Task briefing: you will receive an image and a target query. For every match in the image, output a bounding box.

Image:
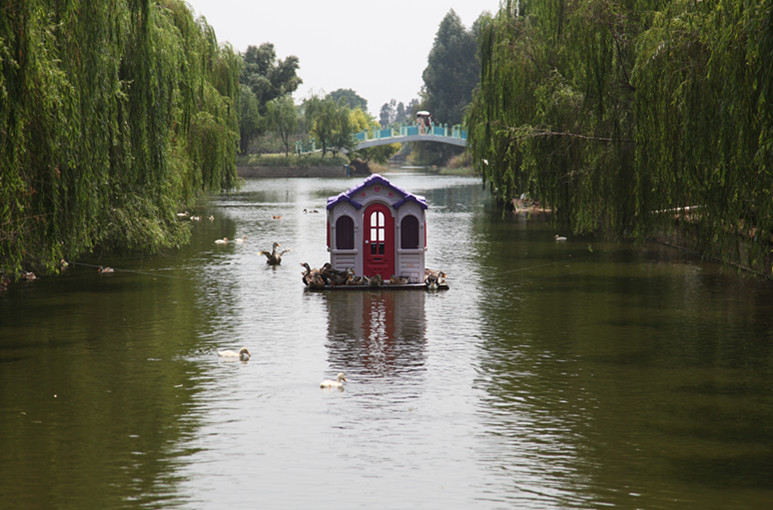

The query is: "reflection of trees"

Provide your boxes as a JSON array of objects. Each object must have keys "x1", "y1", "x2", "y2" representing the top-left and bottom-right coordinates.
[
  {"x1": 0, "y1": 272, "x2": 207, "y2": 508},
  {"x1": 472, "y1": 214, "x2": 773, "y2": 507},
  {"x1": 324, "y1": 291, "x2": 427, "y2": 377}
]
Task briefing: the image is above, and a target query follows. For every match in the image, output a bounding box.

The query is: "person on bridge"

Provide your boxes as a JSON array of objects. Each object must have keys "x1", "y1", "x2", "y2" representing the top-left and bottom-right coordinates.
[{"x1": 417, "y1": 111, "x2": 432, "y2": 134}]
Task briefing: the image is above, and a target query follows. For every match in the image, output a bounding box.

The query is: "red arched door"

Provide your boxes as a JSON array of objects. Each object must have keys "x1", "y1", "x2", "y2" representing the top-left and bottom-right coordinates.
[{"x1": 363, "y1": 203, "x2": 394, "y2": 279}]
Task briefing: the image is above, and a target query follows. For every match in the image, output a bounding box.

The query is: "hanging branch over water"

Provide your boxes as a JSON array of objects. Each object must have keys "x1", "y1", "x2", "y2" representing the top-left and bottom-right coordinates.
[
  {"x1": 506, "y1": 125, "x2": 635, "y2": 144},
  {"x1": 0, "y1": 0, "x2": 240, "y2": 278},
  {"x1": 465, "y1": 0, "x2": 772, "y2": 275}
]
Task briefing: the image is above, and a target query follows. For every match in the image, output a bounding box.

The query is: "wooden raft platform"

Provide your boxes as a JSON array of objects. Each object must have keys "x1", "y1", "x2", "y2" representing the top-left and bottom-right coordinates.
[
  {"x1": 304, "y1": 282, "x2": 449, "y2": 292},
  {"x1": 301, "y1": 262, "x2": 448, "y2": 292}
]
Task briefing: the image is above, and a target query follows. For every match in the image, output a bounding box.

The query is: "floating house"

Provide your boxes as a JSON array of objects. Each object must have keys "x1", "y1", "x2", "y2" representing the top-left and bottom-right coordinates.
[{"x1": 326, "y1": 174, "x2": 427, "y2": 283}]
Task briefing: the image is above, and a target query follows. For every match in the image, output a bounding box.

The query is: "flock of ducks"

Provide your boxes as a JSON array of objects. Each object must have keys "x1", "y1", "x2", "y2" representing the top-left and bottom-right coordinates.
[
  {"x1": 214, "y1": 235, "x2": 248, "y2": 245},
  {"x1": 177, "y1": 211, "x2": 214, "y2": 222},
  {"x1": 217, "y1": 347, "x2": 346, "y2": 390},
  {"x1": 424, "y1": 268, "x2": 447, "y2": 290},
  {"x1": 300, "y1": 262, "x2": 446, "y2": 290},
  {"x1": 300, "y1": 263, "x2": 390, "y2": 289}
]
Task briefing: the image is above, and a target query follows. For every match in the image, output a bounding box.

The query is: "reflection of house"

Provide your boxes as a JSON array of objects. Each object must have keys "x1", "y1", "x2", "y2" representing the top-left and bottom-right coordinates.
[
  {"x1": 326, "y1": 174, "x2": 427, "y2": 282},
  {"x1": 324, "y1": 291, "x2": 427, "y2": 375}
]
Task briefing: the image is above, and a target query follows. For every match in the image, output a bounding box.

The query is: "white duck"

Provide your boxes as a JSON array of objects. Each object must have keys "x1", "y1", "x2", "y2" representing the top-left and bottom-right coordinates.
[
  {"x1": 320, "y1": 373, "x2": 346, "y2": 389},
  {"x1": 554, "y1": 234, "x2": 567, "y2": 242},
  {"x1": 218, "y1": 347, "x2": 251, "y2": 361},
  {"x1": 214, "y1": 237, "x2": 230, "y2": 245}
]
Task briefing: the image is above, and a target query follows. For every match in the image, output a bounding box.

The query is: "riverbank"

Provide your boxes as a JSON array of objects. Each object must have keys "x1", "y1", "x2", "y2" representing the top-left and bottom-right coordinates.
[
  {"x1": 652, "y1": 217, "x2": 773, "y2": 279},
  {"x1": 504, "y1": 199, "x2": 772, "y2": 279},
  {"x1": 236, "y1": 164, "x2": 479, "y2": 179},
  {"x1": 235, "y1": 152, "x2": 356, "y2": 178}
]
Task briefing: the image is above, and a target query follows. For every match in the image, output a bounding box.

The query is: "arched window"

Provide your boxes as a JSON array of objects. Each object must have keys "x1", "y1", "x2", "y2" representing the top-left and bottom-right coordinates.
[
  {"x1": 335, "y1": 215, "x2": 354, "y2": 250},
  {"x1": 400, "y1": 215, "x2": 419, "y2": 249},
  {"x1": 368, "y1": 210, "x2": 386, "y2": 254}
]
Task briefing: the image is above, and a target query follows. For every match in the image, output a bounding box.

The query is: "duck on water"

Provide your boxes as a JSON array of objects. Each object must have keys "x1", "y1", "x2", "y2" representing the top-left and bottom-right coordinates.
[
  {"x1": 320, "y1": 373, "x2": 346, "y2": 389},
  {"x1": 259, "y1": 242, "x2": 293, "y2": 265},
  {"x1": 218, "y1": 347, "x2": 251, "y2": 361}
]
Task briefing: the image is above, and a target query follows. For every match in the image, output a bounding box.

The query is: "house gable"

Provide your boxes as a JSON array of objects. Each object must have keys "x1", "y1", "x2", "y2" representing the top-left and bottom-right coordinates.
[{"x1": 326, "y1": 174, "x2": 428, "y2": 212}]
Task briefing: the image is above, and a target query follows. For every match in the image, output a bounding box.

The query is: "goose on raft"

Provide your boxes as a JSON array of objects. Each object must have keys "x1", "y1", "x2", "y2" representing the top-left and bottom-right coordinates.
[
  {"x1": 301, "y1": 262, "x2": 326, "y2": 289},
  {"x1": 218, "y1": 347, "x2": 251, "y2": 361},
  {"x1": 320, "y1": 373, "x2": 346, "y2": 389}
]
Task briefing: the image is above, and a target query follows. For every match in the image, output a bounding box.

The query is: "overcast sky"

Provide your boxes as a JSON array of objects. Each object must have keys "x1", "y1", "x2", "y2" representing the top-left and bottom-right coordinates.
[{"x1": 184, "y1": 0, "x2": 503, "y2": 116}]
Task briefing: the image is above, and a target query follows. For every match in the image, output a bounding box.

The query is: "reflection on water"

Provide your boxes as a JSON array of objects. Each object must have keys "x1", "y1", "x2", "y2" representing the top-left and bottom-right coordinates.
[
  {"x1": 471, "y1": 219, "x2": 773, "y2": 509},
  {"x1": 325, "y1": 290, "x2": 426, "y2": 380},
  {"x1": 1, "y1": 172, "x2": 772, "y2": 509}
]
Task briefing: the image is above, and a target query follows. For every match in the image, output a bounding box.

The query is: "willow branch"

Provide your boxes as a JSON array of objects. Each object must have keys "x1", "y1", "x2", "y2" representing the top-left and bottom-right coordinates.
[{"x1": 508, "y1": 127, "x2": 635, "y2": 144}]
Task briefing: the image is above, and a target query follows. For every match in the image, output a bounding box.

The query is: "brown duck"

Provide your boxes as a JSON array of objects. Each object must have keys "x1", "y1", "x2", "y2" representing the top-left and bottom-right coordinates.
[{"x1": 259, "y1": 242, "x2": 293, "y2": 265}]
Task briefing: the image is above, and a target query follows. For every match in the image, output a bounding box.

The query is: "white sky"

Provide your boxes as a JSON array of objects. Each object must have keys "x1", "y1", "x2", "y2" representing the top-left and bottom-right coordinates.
[{"x1": 184, "y1": 0, "x2": 502, "y2": 116}]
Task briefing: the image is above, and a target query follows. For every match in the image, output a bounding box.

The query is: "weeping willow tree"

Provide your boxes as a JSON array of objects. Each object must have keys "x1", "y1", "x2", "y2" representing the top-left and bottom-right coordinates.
[
  {"x1": 466, "y1": 0, "x2": 653, "y2": 234},
  {"x1": 466, "y1": 0, "x2": 772, "y2": 274},
  {"x1": 0, "y1": 0, "x2": 239, "y2": 278},
  {"x1": 633, "y1": 0, "x2": 773, "y2": 272}
]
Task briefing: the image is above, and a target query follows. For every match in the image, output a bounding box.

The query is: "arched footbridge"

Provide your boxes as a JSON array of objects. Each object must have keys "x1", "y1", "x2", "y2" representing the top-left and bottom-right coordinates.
[
  {"x1": 354, "y1": 124, "x2": 467, "y2": 150},
  {"x1": 297, "y1": 124, "x2": 467, "y2": 154}
]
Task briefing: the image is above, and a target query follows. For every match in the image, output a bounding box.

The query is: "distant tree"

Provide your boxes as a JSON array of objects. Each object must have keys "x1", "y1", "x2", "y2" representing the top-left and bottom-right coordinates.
[
  {"x1": 379, "y1": 100, "x2": 396, "y2": 127},
  {"x1": 238, "y1": 84, "x2": 261, "y2": 154},
  {"x1": 421, "y1": 10, "x2": 478, "y2": 125},
  {"x1": 304, "y1": 95, "x2": 355, "y2": 156},
  {"x1": 238, "y1": 43, "x2": 302, "y2": 153},
  {"x1": 360, "y1": 143, "x2": 401, "y2": 164},
  {"x1": 395, "y1": 102, "x2": 407, "y2": 124},
  {"x1": 349, "y1": 108, "x2": 374, "y2": 133},
  {"x1": 406, "y1": 98, "x2": 420, "y2": 117},
  {"x1": 266, "y1": 95, "x2": 298, "y2": 156},
  {"x1": 380, "y1": 98, "x2": 416, "y2": 127},
  {"x1": 327, "y1": 89, "x2": 368, "y2": 112},
  {"x1": 240, "y1": 43, "x2": 302, "y2": 108},
  {"x1": 349, "y1": 108, "x2": 400, "y2": 163}
]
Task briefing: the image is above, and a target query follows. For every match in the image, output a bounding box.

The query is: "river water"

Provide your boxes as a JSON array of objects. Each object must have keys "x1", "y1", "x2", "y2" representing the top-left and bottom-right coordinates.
[{"x1": 1, "y1": 171, "x2": 772, "y2": 509}]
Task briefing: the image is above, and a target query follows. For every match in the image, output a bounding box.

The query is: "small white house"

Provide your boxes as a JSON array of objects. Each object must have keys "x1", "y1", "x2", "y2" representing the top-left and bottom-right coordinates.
[{"x1": 326, "y1": 174, "x2": 427, "y2": 283}]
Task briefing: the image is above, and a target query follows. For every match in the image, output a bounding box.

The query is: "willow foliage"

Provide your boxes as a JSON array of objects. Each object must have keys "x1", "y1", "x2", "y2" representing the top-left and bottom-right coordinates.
[
  {"x1": 466, "y1": 0, "x2": 772, "y2": 273},
  {"x1": 0, "y1": 0, "x2": 239, "y2": 277}
]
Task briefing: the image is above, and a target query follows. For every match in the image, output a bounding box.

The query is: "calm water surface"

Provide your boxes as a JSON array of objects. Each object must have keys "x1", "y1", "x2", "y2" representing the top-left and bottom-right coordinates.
[{"x1": 1, "y1": 172, "x2": 772, "y2": 509}]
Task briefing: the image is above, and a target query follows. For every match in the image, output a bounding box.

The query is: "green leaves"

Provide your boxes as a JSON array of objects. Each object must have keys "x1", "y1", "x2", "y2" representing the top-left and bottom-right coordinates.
[
  {"x1": 237, "y1": 43, "x2": 301, "y2": 152},
  {"x1": 466, "y1": 0, "x2": 772, "y2": 274},
  {"x1": 422, "y1": 9, "x2": 479, "y2": 126},
  {"x1": 0, "y1": 0, "x2": 239, "y2": 278},
  {"x1": 303, "y1": 94, "x2": 355, "y2": 157}
]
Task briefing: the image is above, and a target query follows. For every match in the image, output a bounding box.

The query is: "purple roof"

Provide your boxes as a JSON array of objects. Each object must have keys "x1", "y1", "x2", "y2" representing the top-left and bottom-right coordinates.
[{"x1": 326, "y1": 174, "x2": 428, "y2": 210}]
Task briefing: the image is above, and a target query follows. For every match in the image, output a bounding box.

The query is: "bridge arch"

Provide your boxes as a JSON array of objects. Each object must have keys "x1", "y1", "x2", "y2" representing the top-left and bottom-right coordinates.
[
  {"x1": 352, "y1": 123, "x2": 467, "y2": 152},
  {"x1": 297, "y1": 123, "x2": 467, "y2": 154}
]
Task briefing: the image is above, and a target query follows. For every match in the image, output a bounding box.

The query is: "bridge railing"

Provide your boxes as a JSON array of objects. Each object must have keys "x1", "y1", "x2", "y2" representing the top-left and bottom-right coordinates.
[
  {"x1": 299, "y1": 123, "x2": 468, "y2": 154},
  {"x1": 355, "y1": 122, "x2": 467, "y2": 143}
]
